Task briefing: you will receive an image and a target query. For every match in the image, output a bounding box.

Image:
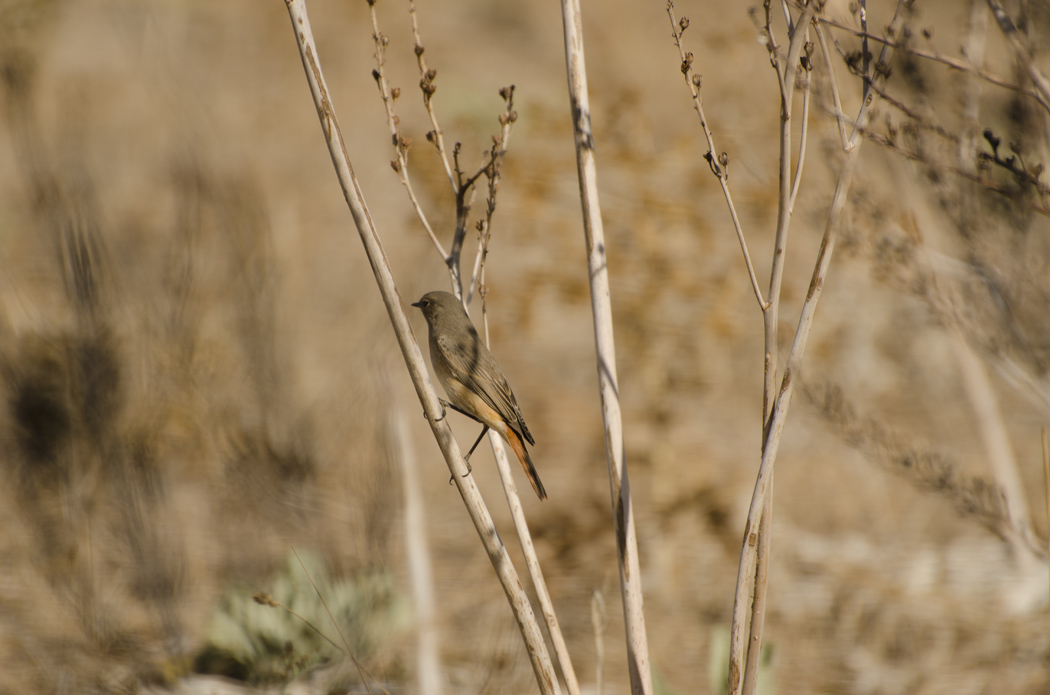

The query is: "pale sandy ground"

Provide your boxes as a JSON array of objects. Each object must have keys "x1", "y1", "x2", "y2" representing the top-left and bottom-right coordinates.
[{"x1": 1, "y1": 0, "x2": 1049, "y2": 693}]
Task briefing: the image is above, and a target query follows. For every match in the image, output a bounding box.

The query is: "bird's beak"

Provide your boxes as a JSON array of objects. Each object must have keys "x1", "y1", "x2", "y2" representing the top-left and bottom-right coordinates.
[{"x1": 411, "y1": 300, "x2": 423, "y2": 308}]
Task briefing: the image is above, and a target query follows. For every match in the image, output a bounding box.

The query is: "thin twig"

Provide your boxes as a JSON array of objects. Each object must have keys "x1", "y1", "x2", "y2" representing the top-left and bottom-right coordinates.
[
  {"x1": 560, "y1": 0, "x2": 653, "y2": 692},
  {"x1": 478, "y1": 267, "x2": 582, "y2": 695},
  {"x1": 985, "y1": 0, "x2": 1050, "y2": 114},
  {"x1": 789, "y1": 45, "x2": 813, "y2": 213},
  {"x1": 368, "y1": 2, "x2": 446, "y2": 261},
  {"x1": 391, "y1": 401, "x2": 443, "y2": 695},
  {"x1": 282, "y1": 3, "x2": 559, "y2": 692},
  {"x1": 813, "y1": 11, "x2": 1046, "y2": 106},
  {"x1": 666, "y1": 1, "x2": 767, "y2": 311},
  {"x1": 1042, "y1": 427, "x2": 1050, "y2": 606},
  {"x1": 591, "y1": 590, "x2": 606, "y2": 695},
  {"x1": 816, "y1": 24, "x2": 851, "y2": 150},
  {"x1": 468, "y1": 88, "x2": 516, "y2": 306},
  {"x1": 291, "y1": 547, "x2": 375, "y2": 694},
  {"x1": 408, "y1": 0, "x2": 455, "y2": 190}
]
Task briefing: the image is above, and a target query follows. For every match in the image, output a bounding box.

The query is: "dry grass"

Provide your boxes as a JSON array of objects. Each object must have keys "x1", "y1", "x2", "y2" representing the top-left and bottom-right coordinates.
[{"x1": 0, "y1": 0, "x2": 1048, "y2": 693}]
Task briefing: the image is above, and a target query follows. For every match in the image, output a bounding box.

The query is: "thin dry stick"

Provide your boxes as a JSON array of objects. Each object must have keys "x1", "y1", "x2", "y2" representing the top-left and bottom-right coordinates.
[
  {"x1": 740, "y1": 475, "x2": 772, "y2": 695},
  {"x1": 559, "y1": 0, "x2": 653, "y2": 693},
  {"x1": 252, "y1": 589, "x2": 381, "y2": 693},
  {"x1": 290, "y1": 547, "x2": 378, "y2": 695},
  {"x1": 468, "y1": 88, "x2": 516, "y2": 307},
  {"x1": 728, "y1": 4, "x2": 909, "y2": 694},
  {"x1": 952, "y1": 331, "x2": 1035, "y2": 561},
  {"x1": 408, "y1": 0, "x2": 455, "y2": 190},
  {"x1": 487, "y1": 432, "x2": 582, "y2": 695},
  {"x1": 666, "y1": 2, "x2": 766, "y2": 311},
  {"x1": 813, "y1": 12, "x2": 1045, "y2": 106},
  {"x1": 985, "y1": 0, "x2": 1050, "y2": 114},
  {"x1": 788, "y1": 66, "x2": 812, "y2": 214},
  {"x1": 1042, "y1": 427, "x2": 1050, "y2": 606},
  {"x1": 591, "y1": 590, "x2": 606, "y2": 695},
  {"x1": 477, "y1": 282, "x2": 582, "y2": 695},
  {"x1": 764, "y1": 2, "x2": 815, "y2": 424},
  {"x1": 815, "y1": 24, "x2": 851, "y2": 149},
  {"x1": 368, "y1": 3, "x2": 445, "y2": 261},
  {"x1": 738, "y1": 10, "x2": 814, "y2": 695},
  {"x1": 282, "y1": 3, "x2": 559, "y2": 692},
  {"x1": 392, "y1": 403, "x2": 443, "y2": 695}
]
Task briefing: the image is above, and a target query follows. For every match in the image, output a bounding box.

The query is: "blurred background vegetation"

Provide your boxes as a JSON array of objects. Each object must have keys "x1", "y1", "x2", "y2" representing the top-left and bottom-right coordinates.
[{"x1": 0, "y1": 0, "x2": 1048, "y2": 692}]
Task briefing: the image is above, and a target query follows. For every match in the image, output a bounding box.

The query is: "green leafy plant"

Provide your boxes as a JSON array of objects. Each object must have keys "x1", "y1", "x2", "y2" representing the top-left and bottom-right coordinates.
[{"x1": 196, "y1": 550, "x2": 406, "y2": 684}]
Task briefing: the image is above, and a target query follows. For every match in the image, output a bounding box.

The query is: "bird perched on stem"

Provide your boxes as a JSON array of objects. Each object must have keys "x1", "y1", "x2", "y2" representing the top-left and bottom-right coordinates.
[{"x1": 412, "y1": 291, "x2": 546, "y2": 500}]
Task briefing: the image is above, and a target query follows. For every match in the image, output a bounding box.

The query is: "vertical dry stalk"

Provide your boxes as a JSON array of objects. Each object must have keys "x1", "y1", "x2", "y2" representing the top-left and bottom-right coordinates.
[
  {"x1": 740, "y1": 10, "x2": 814, "y2": 693},
  {"x1": 392, "y1": 404, "x2": 443, "y2": 695},
  {"x1": 952, "y1": 332, "x2": 1034, "y2": 562},
  {"x1": 282, "y1": 2, "x2": 559, "y2": 692},
  {"x1": 1043, "y1": 427, "x2": 1050, "y2": 606},
  {"x1": 728, "y1": 3, "x2": 910, "y2": 695},
  {"x1": 478, "y1": 300, "x2": 581, "y2": 695},
  {"x1": 591, "y1": 590, "x2": 606, "y2": 695},
  {"x1": 558, "y1": 1, "x2": 653, "y2": 694},
  {"x1": 488, "y1": 432, "x2": 582, "y2": 695}
]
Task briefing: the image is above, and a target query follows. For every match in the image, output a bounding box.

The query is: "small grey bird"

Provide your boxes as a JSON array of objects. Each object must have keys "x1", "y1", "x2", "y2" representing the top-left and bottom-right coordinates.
[{"x1": 412, "y1": 291, "x2": 546, "y2": 500}]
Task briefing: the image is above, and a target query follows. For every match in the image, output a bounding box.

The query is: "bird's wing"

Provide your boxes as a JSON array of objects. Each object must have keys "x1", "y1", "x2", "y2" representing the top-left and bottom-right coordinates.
[{"x1": 436, "y1": 330, "x2": 534, "y2": 445}]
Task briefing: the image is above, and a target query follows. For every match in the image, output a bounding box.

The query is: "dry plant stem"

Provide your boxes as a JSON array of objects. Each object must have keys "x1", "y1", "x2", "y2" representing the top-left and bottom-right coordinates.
[
  {"x1": 788, "y1": 68, "x2": 812, "y2": 213},
  {"x1": 764, "y1": 3, "x2": 815, "y2": 424},
  {"x1": 740, "y1": 477, "x2": 772, "y2": 695},
  {"x1": 469, "y1": 110, "x2": 514, "y2": 306},
  {"x1": 1042, "y1": 427, "x2": 1050, "y2": 605},
  {"x1": 739, "y1": 8, "x2": 813, "y2": 690},
  {"x1": 816, "y1": 24, "x2": 850, "y2": 149},
  {"x1": 408, "y1": 0, "x2": 455, "y2": 190},
  {"x1": 814, "y1": 14, "x2": 1046, "y2": 107},
  {"x1": 727, "y1": 4, "x2": 908, "y2": 693},
  {"x1": 985, "y1": 0, "x2": 1050, "y2": 113},
  {"x1": 479, "y1": 297, "x2": 581, "y2": 695},
  {"x1": 488, "y1": 430, "x2": 583, "y2": 695},
  {"x1": 368, "y1": 3, "x2": 446, "y2": 262},
  {"x1": 393, "y1": 404, "x2": 443, "y2": 695},
  {"x1": 666, "y1": 1, "x2": 766, "y2": 311},
  {"x1": 591, "y1": 590, "x2": 606, "y2": 695},
  {"x1": 283, "y1": 3, "x2": 558, "y2": 692},
  {"x1": 952, "y1": 331, "x2": 1035, "y2": 563},
  {"x1": 560, "y1": 0, "x2": 653, "y2": 693}
]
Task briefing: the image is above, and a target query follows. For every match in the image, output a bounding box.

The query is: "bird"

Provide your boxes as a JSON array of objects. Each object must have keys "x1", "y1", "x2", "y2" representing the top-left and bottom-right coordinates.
[{"x1": 412, "y1": 291, "x2": 546, "y2": 500}]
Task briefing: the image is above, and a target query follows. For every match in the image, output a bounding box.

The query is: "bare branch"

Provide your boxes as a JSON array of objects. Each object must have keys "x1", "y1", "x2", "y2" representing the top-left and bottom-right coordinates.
[
  {"x1": 985, "y1": 0, "x2": 1050, "y2": 114},
  {"x1": 368, "y1": 2, "x2": 446, "y2": 261},
  {"x1": 666, "y1": 1, "x2": 767, "y2": 311},
  {"x1": 560, "y1": 0, "x2": 653, "y2": 692},
  {"x1": 408, "y1": 0, "x2": 455, "y2": 190}
]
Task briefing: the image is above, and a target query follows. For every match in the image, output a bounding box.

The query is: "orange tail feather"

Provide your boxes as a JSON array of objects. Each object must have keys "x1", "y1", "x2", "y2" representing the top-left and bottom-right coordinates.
[{"x1": 507, "y1": 429, "x2": 547, "y2": 500}]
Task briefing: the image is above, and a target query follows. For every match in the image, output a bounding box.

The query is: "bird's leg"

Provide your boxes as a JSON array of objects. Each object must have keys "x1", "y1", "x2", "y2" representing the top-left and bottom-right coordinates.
[
  {"x1": 464, "y1": 425, "x2": 490, "y2": 466},
  {"x1": 447, "y1": 426, "x2": 488, "y2": 484}
]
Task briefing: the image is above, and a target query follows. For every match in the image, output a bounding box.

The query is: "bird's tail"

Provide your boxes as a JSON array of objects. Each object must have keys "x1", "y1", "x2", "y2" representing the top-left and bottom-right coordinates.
[{"x1": 507, "y1": 428, "x2": 547, "y2": 500}]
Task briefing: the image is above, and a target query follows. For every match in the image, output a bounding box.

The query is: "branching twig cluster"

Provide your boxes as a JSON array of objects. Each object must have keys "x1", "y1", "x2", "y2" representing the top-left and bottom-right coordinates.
[
  {"x1": 367, "y1": 0, "x2": 517, "y2": 303},
  {"x1": 667, "y1": 1, "x2": 909, "y2": 694}
]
